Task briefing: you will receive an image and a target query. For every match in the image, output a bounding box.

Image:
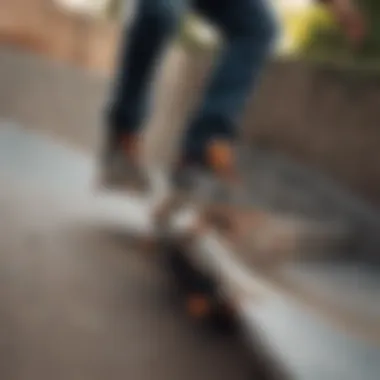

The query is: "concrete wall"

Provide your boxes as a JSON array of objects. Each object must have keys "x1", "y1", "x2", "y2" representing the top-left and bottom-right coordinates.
[
  {"x1": 1, "y1": 0, "x2": 119, "y2": 73},
  {"x1": 244, "y1": 61, "x2": 380, "y2": 206}
]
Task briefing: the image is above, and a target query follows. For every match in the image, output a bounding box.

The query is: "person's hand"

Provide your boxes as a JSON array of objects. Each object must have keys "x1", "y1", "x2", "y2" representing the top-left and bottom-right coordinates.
[{"x1": 328, "y1": 0, "x2": 367, "y2": 45}]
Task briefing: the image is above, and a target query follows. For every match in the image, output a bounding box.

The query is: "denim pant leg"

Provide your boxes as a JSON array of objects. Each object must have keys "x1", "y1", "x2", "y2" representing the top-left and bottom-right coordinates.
[
  {"x1": 183, "y1": 0, "x2": 278, "y2": 163},
  {"x1": 106, "y1": 0, "x2": 186, "y2": 137}
]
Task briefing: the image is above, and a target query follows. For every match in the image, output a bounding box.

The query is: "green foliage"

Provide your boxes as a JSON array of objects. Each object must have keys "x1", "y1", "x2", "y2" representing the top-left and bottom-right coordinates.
[
  {"x1": 358, "y1": 0, "x2": 380, "y2": 58},
  {"x1": 295, "y1": 1, "x2": 380, "y2": 63}
]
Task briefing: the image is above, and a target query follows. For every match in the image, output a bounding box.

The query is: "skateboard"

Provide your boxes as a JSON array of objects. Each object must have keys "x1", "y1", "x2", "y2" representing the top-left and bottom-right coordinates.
[
  {"x1": 144, "y1": 184, "x2": 244, "y2": 331},
  {"x1": 98, "y1": 163, "x2": 263, "y2": 330}
]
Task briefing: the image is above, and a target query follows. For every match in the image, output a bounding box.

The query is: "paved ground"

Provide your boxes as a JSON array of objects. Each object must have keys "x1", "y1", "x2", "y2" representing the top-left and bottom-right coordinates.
[
  {"x1": 1, "y1": 107, "x2": 380, "y2": 380},
  {"x1": 0, "y1": 124, "x2": 285, "y2": 380},
  {"x1": 1, "y1": 48, "x2": 379, "y2": 380}
]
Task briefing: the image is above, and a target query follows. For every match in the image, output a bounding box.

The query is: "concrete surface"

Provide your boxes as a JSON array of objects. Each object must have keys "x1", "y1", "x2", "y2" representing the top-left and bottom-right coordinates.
[
  {"x1": 0, "y1": 123, "x2": 285, "y2": 380},
  {"x1": 1, "y1": 47, "x2": 380, "y2": 380},
  {"x1": 1, "y1": 120, "x2": 380, "y2": 380}
]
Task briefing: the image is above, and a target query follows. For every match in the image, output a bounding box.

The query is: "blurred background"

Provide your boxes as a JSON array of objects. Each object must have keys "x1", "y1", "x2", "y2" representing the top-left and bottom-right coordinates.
[{"x1": 0, "y1": 1, "x2": 380, "y2": 380}]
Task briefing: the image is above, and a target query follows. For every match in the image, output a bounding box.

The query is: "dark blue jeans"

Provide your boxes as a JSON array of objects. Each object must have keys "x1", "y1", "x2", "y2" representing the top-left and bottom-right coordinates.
[{"x1": 107, "y1": 0, "x2": 277, "y2": 163}]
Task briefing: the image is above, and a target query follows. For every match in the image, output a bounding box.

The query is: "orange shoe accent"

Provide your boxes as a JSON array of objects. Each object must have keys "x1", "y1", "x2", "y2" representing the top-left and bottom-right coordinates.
[
  {"x1": 206, "y1": 140, "x2": 241, "y2": 185},
  {"x1": 186, "y1": 294, "x2": 212, "y2": 320},
  {"x1": 121, "y1": 134, "x2": 140, "y2": 160}
]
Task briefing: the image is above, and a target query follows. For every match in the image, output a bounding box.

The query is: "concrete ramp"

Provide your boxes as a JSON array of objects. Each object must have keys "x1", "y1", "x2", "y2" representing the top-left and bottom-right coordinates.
[
  {"x1": 1, "y1": 48, "x2": 380, "y2": 380},
  {"x1": 1, "y1": 120, "x2": 380, "y2": 380},
  {"x1": 0, "y1": 122, "x2": 286, "y2": 380}
]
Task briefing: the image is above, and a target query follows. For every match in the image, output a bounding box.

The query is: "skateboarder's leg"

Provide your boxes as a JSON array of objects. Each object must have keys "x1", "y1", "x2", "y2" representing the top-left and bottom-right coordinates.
[
  {"x1": 104, "y1": 0, "x2": 187, "y2": 160},
  {"x1": 181, "y1": 0, "x2": 278, "y2": 178}
]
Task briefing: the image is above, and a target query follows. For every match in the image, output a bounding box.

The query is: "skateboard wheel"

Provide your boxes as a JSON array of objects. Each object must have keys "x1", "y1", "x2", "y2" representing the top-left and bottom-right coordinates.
[
  {"x1": 218, "y1": 302, "x2": 235, "y2": 317},
  {"x1": 185, "y1": 294, "x2": 212, "y2": 320},
  {"x1": 212, "y1": 302, "x2": 238, "y2": 334}
]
